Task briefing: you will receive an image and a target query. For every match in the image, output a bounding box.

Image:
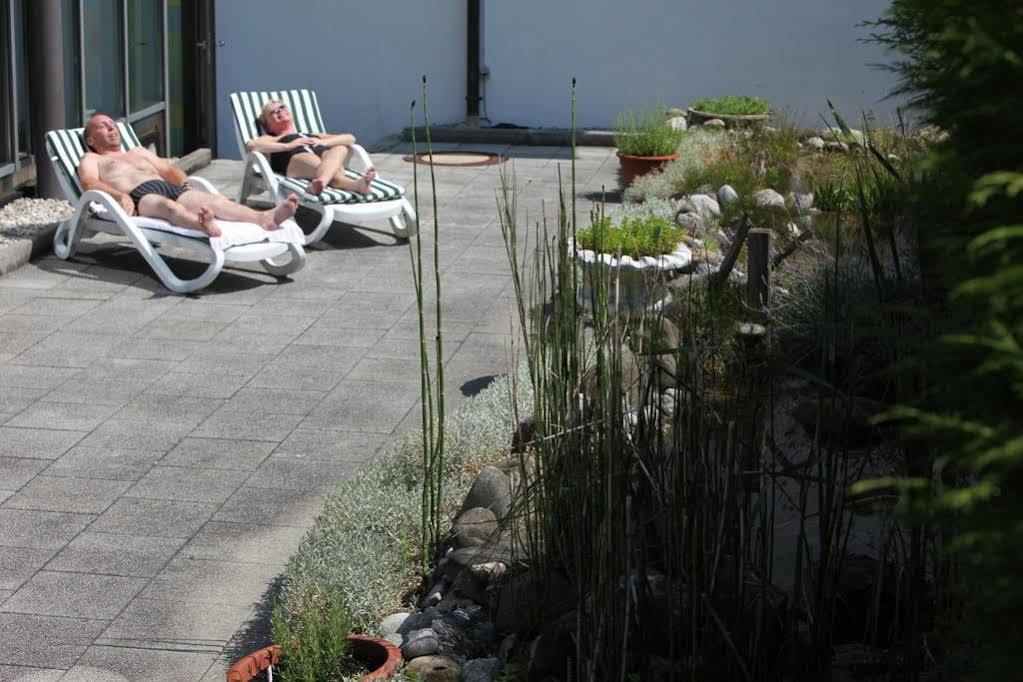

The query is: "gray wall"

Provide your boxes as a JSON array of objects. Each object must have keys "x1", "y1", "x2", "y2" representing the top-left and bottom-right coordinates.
[
  {"x1": 481, "y1": 0, "x2": 901, "y2": 129},
  {"x1": 214, "y1": 0, "x2": 466, "y2": 159}
]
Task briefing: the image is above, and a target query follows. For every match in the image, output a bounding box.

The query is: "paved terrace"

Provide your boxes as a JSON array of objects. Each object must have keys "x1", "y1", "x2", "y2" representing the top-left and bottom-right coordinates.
[{"x1": 0, "y1": 143, "x2": 618, "y2": 680}]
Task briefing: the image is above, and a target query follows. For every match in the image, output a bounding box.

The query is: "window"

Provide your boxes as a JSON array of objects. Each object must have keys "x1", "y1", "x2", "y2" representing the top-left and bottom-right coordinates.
[
  {"x1": 81, "y1": 0, "x2": 169, "y2": 152},
  {"x1": 0, "y1": 0, "x2": 29, "y2": 177}
]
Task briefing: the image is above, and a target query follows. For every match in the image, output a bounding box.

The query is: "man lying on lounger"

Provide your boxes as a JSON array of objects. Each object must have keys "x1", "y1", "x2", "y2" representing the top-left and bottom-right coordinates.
[
  {"x1": 245, "y1": 99, "x2": 377, "y2": 197},
  {"x1": 79, "y1": 113, "x2": 298, "y2": 238}
]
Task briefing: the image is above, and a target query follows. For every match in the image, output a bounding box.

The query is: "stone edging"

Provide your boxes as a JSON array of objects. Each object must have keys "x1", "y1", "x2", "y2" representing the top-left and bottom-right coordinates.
[{"x1": 0, "y1": 225, "x2": 59, "y2": 277}]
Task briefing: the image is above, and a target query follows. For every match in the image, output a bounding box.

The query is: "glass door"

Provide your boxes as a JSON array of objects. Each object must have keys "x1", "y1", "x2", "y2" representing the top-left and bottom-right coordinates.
[{"x1": 82, "y1": 0, "x2": 125, "y2": 118}]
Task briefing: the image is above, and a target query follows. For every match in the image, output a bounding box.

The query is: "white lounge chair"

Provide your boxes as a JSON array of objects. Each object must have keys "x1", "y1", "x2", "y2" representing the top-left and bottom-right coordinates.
[
  {"x1": 46, "y1": 122, "x2": 306, "y2": 294},
  {"x1": 229, "y1": 89, "x2": 417, "y2": 246}
]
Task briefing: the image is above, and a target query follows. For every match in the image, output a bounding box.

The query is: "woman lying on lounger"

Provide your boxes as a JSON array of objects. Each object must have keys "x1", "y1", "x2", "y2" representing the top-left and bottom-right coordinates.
[{"x1": 245, "y1": 100, "x2": 376, "y2": 197}]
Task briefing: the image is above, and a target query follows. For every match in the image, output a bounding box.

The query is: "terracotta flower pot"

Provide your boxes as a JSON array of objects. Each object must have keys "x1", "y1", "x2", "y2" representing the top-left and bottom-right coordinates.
[
  {"x1": 226, "y1": 634, "x2": 402, "y2": 682},
  {"x1": 616, "y1": 151, "x2": 680, "y2": 186}
]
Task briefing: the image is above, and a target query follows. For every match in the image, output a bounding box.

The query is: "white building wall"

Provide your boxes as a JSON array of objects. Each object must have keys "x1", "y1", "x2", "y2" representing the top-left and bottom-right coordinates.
[
  {"x1": 481, "y1": 0, "x2": 901, "y2": 129},
  {"x1": 214, "y1": 0, "x2": 466, "y2": 159}
]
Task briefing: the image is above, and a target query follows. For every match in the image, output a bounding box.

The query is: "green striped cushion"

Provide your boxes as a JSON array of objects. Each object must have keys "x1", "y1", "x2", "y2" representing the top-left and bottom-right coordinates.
[
  {"x1": 277, "y1": 170, "x2": 405, "y2": 204},
  {"x1": 46, "y1": 123, "x2": 142, "y2": 200},
  {"x1": 230, "y1": 89, "x2": 405, "y2": 205},
  {"x1": 229, "y1": 89, "x2": 326, "y2": 143}
]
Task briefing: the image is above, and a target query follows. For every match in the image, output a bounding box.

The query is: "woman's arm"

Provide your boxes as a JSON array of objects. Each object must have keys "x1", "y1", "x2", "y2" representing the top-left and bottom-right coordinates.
[
  {"x1": 245, "y1": 135, "x2": 320, "y2": 154},
  {"x1": 311, "y1": 133, "x2": 356, "y2": 149}
]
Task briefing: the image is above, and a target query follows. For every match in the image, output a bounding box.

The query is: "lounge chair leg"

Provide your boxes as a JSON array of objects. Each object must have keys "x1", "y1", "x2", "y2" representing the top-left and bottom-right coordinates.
[
  {"x1": 238, "y1": 165, "x2": 258, "y2": 205},
  {"x1": 261, "y1": 243, "x2": 307, "y2": 277},
  {"x1": 304, "y1": 206, "x2": 335, "y2": 246},
  {"x1": 389, "y1": 198, "x2": 418, "y2": 239}
]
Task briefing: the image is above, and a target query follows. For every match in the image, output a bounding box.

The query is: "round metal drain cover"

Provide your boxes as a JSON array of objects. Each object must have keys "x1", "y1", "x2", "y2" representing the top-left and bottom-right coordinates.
[{"x1": 403, "y1": 151, "x2": 504, "y2": 167}]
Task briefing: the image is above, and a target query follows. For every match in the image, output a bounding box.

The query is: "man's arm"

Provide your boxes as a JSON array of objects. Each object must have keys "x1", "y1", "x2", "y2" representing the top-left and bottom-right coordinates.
[
  {"x1": 78, "y1": 153, "x2": 135, "y2": 216},
  {"x1": 137, "y1": 148, "x2": 189, "y2": 186}
]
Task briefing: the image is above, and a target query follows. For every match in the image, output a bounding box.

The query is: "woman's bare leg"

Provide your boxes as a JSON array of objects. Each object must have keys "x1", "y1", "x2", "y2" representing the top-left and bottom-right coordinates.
[{"x1": 137, "y1": 195, "x2": 221, "y2": 237}]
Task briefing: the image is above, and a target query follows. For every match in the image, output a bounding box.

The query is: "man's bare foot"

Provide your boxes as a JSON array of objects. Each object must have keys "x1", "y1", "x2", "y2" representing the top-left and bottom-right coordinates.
[
  {"x1": 197, "y1": 207, "x2": 222, "y2": 238},
  {"x1": 262, "y1": 194, "x2": 299, "y2": 230},
  {"x1": 356, "y1": 167, "x2": 377, "y2": 195},
  {"x1": 309, "y1": 178, "x2": 326, "y2": 196}
]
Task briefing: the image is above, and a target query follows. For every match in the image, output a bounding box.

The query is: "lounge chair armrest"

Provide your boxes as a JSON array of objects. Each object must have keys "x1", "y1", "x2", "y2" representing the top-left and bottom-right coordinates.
[
  {"x1": 244, "y1": 149, "x2": 274, "y2": 175},
  {"x1": 79, "y1": 188, "x2": 135, "y2": 223},
  {"x1": 347, "y1": 144, "x2": 374, "y2": 173},
  {"x1": 185, "y1": 176, "x2": 219, "y2": 195}
]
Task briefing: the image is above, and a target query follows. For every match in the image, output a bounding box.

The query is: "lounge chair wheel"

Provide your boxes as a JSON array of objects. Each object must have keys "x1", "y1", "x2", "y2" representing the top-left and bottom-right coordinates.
[{"x1": 262, "y1": 243, "x2": 307, "y2": 277}]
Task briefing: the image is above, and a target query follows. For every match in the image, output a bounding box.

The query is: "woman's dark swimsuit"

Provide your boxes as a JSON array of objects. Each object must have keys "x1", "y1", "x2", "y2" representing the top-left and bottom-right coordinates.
[
  {"x1": 129, "y1": 179, "x2": 188, "y2": 212},
  {"x1": 269, "y1": 133, "x2": 325, "y2": 174}
]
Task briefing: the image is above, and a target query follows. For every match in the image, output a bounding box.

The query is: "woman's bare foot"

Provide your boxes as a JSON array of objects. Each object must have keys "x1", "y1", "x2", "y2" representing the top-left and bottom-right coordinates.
[
  {"x1": 197, "y1": 207, "x2": 221, "y2": 237},
  {"x1": 262, "y1": 194, "x2": 299, "y2": 230},
  {"x1": 356, "y1": 167, "x2": 377, "y2": 195},
  {"x1": 309, "y1": 178, "x2": 326, "y2": 196}
]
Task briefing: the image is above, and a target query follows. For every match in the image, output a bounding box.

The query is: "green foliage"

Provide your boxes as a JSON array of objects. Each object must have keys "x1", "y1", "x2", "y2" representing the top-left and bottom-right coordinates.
[
  {"x1": 811, "y1": 178, "x2": 852, "y2": 213},
  {"x1": 869, "y1": 0, "x2": 1023, "y2": 676},
  {"x1": 271, "y1": 593, "x2": 354, "y2": 681},
  {"x1": 614, "y1": 104, "x2": 684, "y2": 157},
  {"x1": 690, "y1": 95, "x2": 771, "y2": 116},
  {"x1": 575, "y1": 214, "x2": 685, "y2": 258}
]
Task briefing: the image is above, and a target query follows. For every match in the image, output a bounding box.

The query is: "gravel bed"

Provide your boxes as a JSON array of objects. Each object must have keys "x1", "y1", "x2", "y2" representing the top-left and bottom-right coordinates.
[{"x1": 0, "y1": 198, "x2": 74, "y2": 243}]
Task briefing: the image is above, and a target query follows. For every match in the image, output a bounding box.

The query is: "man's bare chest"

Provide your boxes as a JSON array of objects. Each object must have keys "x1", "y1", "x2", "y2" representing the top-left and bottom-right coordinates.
[{"x1": 98, "y1": 151, "x2": 157, "y2": 177}]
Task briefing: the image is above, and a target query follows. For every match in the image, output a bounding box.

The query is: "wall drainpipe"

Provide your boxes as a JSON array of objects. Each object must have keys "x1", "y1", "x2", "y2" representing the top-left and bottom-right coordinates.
[{"x1": 466, "y1": 0, "x2": 482, "y2": 125}]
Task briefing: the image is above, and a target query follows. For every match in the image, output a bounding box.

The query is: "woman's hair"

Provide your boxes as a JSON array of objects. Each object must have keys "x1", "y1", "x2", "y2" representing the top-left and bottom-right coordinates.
[{"x1": 259, "y1": 100, "x2": 282, "y2": 134}]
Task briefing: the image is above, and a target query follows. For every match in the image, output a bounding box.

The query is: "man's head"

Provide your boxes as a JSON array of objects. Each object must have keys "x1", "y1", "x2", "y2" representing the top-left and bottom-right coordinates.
[
  {"x1": 259, "y1": 100, "x2": 293, "y2": 136},
  {"x1": 84, "y1": 114, "x2": 121, "y2": 153}
]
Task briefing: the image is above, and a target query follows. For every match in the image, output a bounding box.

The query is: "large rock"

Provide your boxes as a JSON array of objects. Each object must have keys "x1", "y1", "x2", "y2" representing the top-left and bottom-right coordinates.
[
  {"x1": 434, "y1": 616, "x2": 480, "y2": 662},
  {"x1": 717, "y1": 184, "x2": 740, "y2": 208},
  {"x1": 754, "y1": 189, "x2": 786, "y2": 211},
  {"x1": 406, "y1": 655, "x2": 462, "y2": 681},
  {"x1": 675, "y1": 211, "x2": 705, "y2": 233},
  {"x1": 403, "y1": 628, "x2": 441, "y2": 659},
  {"x1": 451, "y1": 507, "x2": 499, "y2": 549},
  {"x1": 684, "y1": 194, "x2": 721, "y2": 218},
  {"x1": 806, "y1": 136, "x2": 825, "y2": 150},
  {"x1": 379, "y1": 611, "x2": 413, "y2": 637},
  {"x1": 459, "y1": 466, "x2": 512, "y2": 519},
  {"x1": 463, "y1": 657, "x2": 503, "y2": 682}
]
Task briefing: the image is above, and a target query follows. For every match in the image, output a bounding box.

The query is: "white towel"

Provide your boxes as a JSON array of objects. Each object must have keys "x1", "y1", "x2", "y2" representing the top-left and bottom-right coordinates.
[{"x1": 90, "y1": 203, "x2": 304, "y2": 251}]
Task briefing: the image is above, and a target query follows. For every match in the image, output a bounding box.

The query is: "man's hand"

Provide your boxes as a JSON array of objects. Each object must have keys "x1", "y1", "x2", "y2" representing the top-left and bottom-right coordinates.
[{"x1": 117, "y1": 193, "x2": 135, "y2": 216}]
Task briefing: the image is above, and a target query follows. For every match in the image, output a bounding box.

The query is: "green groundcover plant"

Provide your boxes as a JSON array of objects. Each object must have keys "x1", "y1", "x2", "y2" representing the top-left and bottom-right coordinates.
[
  {"x1": 614, "y1": 104, "x2": 684, "y2": 156},
  {"x1": 575, "y1": 214, "x2": 685, "y2": 258},
  {"x1": 690, "y1": 95, "x2": 770, "y2": 116}
]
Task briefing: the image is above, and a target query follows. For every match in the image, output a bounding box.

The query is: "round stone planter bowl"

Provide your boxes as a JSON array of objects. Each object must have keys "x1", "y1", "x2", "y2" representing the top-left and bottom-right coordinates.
[
  {"x1": 575, "y1": 242, "x2": 693, "y2": 311},
  {"x1": 686, "y1": 107, "x2": 770, "y2": 129},
  {"x1": 226, "y1": 634, "x2": 401, "y2": 681},
  {"x1": 616, "y1": 150, "x2": 681, "y2": 186}
]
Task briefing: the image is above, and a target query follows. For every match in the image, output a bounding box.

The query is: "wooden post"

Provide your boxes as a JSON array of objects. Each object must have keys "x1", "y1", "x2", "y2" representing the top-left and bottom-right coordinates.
[{"x1": 746, "y1": 228, "x2": 772, "y2": 311}]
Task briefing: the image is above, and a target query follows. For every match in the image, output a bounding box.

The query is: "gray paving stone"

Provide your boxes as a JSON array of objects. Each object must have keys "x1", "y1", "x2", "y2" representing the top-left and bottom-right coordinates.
[
  {"x1": 144, "y1": 370, "x2": 249, "y2": 399},
  {"x1": 0, "y1": 509, "x2": 93, "y2": 549},
  {"x1": 104, "y1": 336, "x2": 201, "y2": 362},
  {"x1": 214, "y1": 486, "x2": 325, "y2": 527},
  {"x1": 219, "y1": 311, "x2": 316, "y2": 339},
  {"x1": 291, "y1": 321, "x2": 385, "y2": 347},
  {"x1": 64, "y1": 300, "x2": 177, "y2": 336},
  {"x1": 0, "y1": 332, "x2": 49, "y2": 359},
  {"x1": 141, "y1": 556, "x2": 278, "y2": 607},
  {"x1": 0, "y1": 664, "x2": 64, "y2": 681},
  {"x1": 40, "y1": 375, "x2": 157, "y2": 407},
  {"x1": 136, "y1": 318, "x2": 229, "y2": 341},
  {"x1": 0, "y1": 612, "x2": 106, "y2": 669},
  {"x1": 301, "y1": 379, "x2": 420, "y2": 433},
  {"x1": 181, "y1": 522, "x2": 303, "y2": 565},
  {"x1": 272, "y1": 427, "x2": 385, "y2": 462},
  {"x1": 98, "y1": 597, "x2": 252, "y2": 649},
  {"x1": 3, "y1": 476, "x2": 132, "y2": 515},
  {"x1": 112, "y1": 394, "x2": 224, "y2": 429},
  {"x1": 44, "y1": 446, "x2": 161, "y2": 482},
  {"x1": 160, "y1": 437, "x2": 275, "y2": 471},
  {"x1": 225, "y1": 386, "x2": 327, "y2": 416},
  {"x1": 0, "y1": 490, "x2": 11, "y2": 505},
  {"x1": 88, "y1": 498, "x2": 216, "y2": 539},
  {"x1": 0, "y1": 457, "x2": 49, "y2": 490},
  {"x1": 125, "y1": 466, "x2": 249, "y2": 505},
  {"x1": 7, "y1": 297, "x2": 103, "y2": 319},
  {"x1": 246, "y1": 456, "x2": 358, "y2": 492},
  {"x1": 0, "y1": 365, "x2": 79, "y2": 391},
  {"x1": 64, "y1": 646, "x2": 219, "y2": 680},
  {"x1": 190, "y1": 404, "x2": 304, "y2": 442},
  {"x1": 0, "y1": 314, "x2": 69, "y2": 335},
  {"x1": 0, "y1": 546, "x2": 58, "y2": 591},
  {"x1": 0, "y1": 428, "x2": 87, "y2": 460},
  {"x1": 6, "y1": 402, "x2": 120, "y2": 432},
  {"x1": 0, "y1": 289, "x2": 37, "y2": 314},
  {"x1": 1, "y1": 570, "x2": 146, "y2": 619},
  {"x1": 10, "y1": 332, "x2": 121, "y2": 368},
  {"x1": 173, "y1": 346, "x2": 278, "y2": 378},
  {"x1": 246, "y1": 344, "x2": 365, "y2": 392},
  {"x1": 46, "y1": 532, "x2": 185, "y2": 578},
  {"x1": 75, "y1": 419, "x2": 193, "y2": 452},
  {"x1": 345, "y1": 354, "x2": 425, "y2": 383}
]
